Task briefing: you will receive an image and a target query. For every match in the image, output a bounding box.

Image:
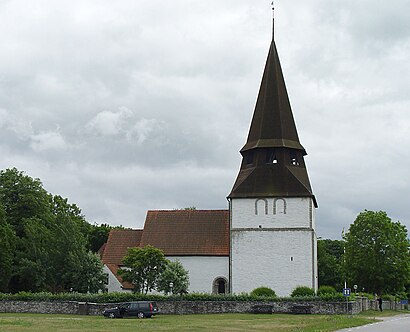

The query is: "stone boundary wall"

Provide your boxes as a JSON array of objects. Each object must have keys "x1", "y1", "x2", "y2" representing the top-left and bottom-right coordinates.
[
  {"x1": 0, "y1": 298, "x2": 406, "y2": 316},
  {"x1": 157, "y1": 300, "x2": 359, "y2": 315},
  {"x1": 0, "y1": 301, "x2": 80, "y2": 314}
]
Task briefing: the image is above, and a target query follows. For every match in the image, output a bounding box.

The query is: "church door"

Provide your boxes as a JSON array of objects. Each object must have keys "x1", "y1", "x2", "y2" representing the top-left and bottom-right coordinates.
[{"x1": 218, "y1": 279, "x2": 226, "y2": 294}]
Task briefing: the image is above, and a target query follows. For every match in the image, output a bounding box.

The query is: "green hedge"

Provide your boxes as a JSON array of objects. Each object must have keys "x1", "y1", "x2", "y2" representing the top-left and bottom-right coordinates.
[
  {"x1": 0, "y1": 292, "x2": 164, "y2": 303},
  {"x1": 290, "y1": 286, "x2": 315, "y2": 297},
  {"x1": 250, "y1": 287, "x2": 277, "y2": 298},
  {"x1": 0, "y1": 292, "x2": 350, "y2": 303},
  {"x1": 317, "y1": 286, "x2": 337, "y2": 296}
]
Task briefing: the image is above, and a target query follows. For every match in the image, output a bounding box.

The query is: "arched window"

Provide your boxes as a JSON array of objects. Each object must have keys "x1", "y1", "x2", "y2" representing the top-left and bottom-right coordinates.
[
  {"x1": 255, "y1": 198, "x2": 268, "y2": 215},
  {"x1": 273, "y1": 198, "x2": 287, "y2": 214},
  {"x1": 212, "y1": 277, "x2": 228, "y2": 294},
  {"x1": 246, "y1": 150, "x2": 254, "y2": 165},
  {"x1": 290, "y1": 151, "x2": 300, "y2": 166},
  {"x1": 266, "y1": 148, "x2": 278, "y2": 164}
]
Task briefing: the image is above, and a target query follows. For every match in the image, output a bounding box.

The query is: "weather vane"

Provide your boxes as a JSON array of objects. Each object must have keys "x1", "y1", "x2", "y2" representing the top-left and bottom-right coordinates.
[{"x1": 271, "y1": 1, "x2": 275, "y2": 40}]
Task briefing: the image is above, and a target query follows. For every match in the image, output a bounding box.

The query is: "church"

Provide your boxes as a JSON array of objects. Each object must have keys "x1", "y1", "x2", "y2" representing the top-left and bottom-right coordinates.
[{"x1": 100, "y1": 13, "x2": 318, "y2": 297}]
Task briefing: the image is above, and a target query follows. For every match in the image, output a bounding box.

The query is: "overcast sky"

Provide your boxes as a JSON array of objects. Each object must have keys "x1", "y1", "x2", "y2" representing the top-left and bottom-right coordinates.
[{"x1": 1, "y1": 0, "x2": 409, "y2": 239}]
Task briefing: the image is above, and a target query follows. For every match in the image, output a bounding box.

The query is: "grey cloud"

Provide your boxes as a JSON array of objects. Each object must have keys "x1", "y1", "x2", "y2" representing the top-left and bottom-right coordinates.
[
  {"x1": 0, "y1": 0, "x2": 409, "y2": 238},
  {"x1": 30, "y1": 130, "x2": 68, "y2": 152}
]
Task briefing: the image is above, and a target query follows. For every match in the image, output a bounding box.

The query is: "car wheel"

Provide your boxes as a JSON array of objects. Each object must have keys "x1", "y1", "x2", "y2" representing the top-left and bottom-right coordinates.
[
  {"x1": 108, "y1": 312, "x2": 116, "y2": 319},
  {"x1": 137, "y1": 312, "x2": 145, "y2": 319}
]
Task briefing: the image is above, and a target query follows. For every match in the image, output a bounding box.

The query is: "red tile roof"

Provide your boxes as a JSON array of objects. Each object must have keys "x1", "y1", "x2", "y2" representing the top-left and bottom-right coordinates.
[
  {"x1": 101, "y1": 210, "x2": 229, "y2": 289},
  {"x1": 101, "y1": 229, "x2": 143, "y2": 265},
  {"x1": 140, "y1": 210, "x2": 229, "y2": 256},
  {"x1": 97, "y1": 242, "x2": 106, "y2": 259}
]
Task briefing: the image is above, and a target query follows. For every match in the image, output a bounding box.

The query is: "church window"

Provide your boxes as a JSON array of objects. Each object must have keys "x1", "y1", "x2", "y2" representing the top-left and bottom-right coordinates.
[
  {"x1": 290, "y1": 151, "x2": 299, "y2": 166},
  {"x1": 266, "y1": 149, "x2": 278, "y2": 164},
  {"x1": 213, "y1": 277, "x2": 228, "y2": 294},
  {"x1": 273, "y1": 198, "x2": 287, "y2": 214},
  {"x1": 255, "y1": 198, "x2": 268, "y2": 215},
  {"x1": 246, "y1": 151, "x2": 254, "y2": 165}
]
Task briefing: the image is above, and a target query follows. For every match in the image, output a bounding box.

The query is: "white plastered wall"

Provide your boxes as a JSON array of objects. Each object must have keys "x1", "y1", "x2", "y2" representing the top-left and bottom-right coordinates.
[
  {"x1": 104, "y1": 256, "x2": 229, "y2": 294},
  {"x1": 231, "y1": 197, "x2": 314, "y2": 229},
  {"x1": 230, "y1": 197, "x2": 317, "y2": 296},
  {"x1": 167, "y1": 256, "x2": 229, "y2": 293},
  {"x1": 231, "y1": 230, "x2": 315, "y2": 296},
  {"x1": 103, "y1": 265, "x2": 132, "y2": 293}
]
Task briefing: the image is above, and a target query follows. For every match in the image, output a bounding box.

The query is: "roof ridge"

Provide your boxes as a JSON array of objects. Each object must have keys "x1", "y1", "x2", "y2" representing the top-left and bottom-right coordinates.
[{"x1": 146, "y1": 209, "x2": 229, "y2": 213}]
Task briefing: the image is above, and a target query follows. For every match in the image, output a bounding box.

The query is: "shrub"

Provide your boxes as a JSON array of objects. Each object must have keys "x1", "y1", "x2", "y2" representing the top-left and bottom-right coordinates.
[
  {"x1": 394, "y1": 291, "x2": 407, "y2": 300},
  {"x1": 291, "y1": 286, "x2": 315, "y2": 297},
  {"x1": 318, "y1": 286, "x2": 337, "y2": 296},
  {"x1": 361, "y1": 293, "x2": 376, "y2": 300},
  {"x1": 383, "y1": 294, "x2": 395, "y2": 301},
  {"x1": 318, "y1": 293, "x2": 346, "y2": 301},
  {"x1": 0, "y1": 290, "x2": 350, "y2": 303},
  {"x1": 0, "y1": 292, "x2": 257, "y2": 303},
  {"x1": 250, "y1": 287, "x2": 277, "y2": 298}
]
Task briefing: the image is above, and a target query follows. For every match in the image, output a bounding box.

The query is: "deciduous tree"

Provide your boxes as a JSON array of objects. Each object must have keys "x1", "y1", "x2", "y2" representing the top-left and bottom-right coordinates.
[
  {"x1": 0, "y1": 168, "x2": 106, "y2": 293},
  {"x1": 49, "y1": 195, "x2": 106, "y2": 293},
  {"x1": 317, "y1": 239, "x2": 344, "y2": 290},
  {"x1": 118, "y1": 245, "x2": 167, "y2": 294},
  {"x1": 344, "y1": 210, "x2": 410, "y2": 294},
  {"x1": 157, "y1": 259, "x2": 189, "y2": 295},
  {"x1": 0, "y1": 168, "x2": 53, "y2": 237},
  {"x1": 88, "y1": 223, "x2": 118, "y2": 253},
  {"x1": 0, "y1": 203, "x2": 16, "y2": 291}
]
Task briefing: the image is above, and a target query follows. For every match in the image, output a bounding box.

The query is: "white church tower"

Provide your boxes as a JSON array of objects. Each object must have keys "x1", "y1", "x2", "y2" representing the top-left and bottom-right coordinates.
[{"x1": 228, "y1": 12, "x2": 318, "y2": 297}]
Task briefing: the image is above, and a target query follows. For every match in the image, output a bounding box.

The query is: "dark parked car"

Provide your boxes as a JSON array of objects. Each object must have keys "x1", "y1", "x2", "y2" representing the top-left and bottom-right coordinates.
[{"x1": 103, "y1": 301, "x2": 159, "y2": 319}]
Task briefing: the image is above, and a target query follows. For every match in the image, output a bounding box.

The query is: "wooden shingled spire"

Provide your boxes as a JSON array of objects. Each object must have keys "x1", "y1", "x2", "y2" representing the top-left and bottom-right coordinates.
[{"x1": 228, "y1": 11, "x2": 317, "y2": 206}]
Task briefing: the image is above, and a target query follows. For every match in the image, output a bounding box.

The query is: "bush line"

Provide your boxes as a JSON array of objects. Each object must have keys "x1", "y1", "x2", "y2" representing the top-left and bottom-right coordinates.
[{"x1": 0, "y1": 291, "x2": 354, "y2": 303}]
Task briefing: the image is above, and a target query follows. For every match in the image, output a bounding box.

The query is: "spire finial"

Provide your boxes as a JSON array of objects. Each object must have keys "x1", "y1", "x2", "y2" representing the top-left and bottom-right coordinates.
[{"x1": 271, "y1": 1, "x2": 275, "y2": 40}]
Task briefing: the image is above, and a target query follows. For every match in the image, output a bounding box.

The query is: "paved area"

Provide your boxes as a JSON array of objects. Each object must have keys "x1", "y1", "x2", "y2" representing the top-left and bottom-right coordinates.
[{"x1": 337, "y1": 314, "x2": 410, "y2": 332}]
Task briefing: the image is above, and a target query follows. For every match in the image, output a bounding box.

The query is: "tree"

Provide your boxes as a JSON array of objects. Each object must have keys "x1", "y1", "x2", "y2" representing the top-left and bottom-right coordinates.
[
  {"x1": 49, "y1": 195, "x2": 106, "y2": 293},
  {"x1": 78, "y1": 252, "x2": 107, "y2": 293},
  {"x1": 61, "y1": 251, "x2": 107, "y2": 293},
  {"x1": 118, "y1": 245, "x2": 167, "y2": 294},
  {"x1": 344, "y1": 210, "x2": 410, "y2": 294},
  {"x1": 87, "y1": 223, "x2": 118, "y2": 253},
  {"x1": 406, "y1": 282, "x2": 410, "y2": 300},
  {"x1": 0, "y1": 168, "x2": 106, "y2": 293},
  {"x1": 157, "y1": 259, "x2": 189, "y2": 295},
  {"x1": 0, "y1": 168, "x2": 55, "y2": 292},
  {"x1": 13, "y1": 217, "x2": 54, "y2": 292},
  {"x1": 0, "y1": 203, "x2": 16, "y2": 291},
  {"x1": 0, "y1": 168, "x2": 53, "y2": 237},
  {"x1": 317, "y1": 239, "x2": 344, "y2": 290}
]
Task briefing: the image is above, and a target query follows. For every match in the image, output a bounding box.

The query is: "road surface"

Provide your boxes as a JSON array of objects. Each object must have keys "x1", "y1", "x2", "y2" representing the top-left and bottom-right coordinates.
[{"x1": 337, "y1": 314, "x2": 410, "y2": 332}]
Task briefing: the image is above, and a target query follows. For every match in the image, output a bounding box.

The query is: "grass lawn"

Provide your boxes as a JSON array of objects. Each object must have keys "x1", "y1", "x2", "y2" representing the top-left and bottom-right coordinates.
[{"x1": 0, "y1": 311, "x2": 406, "y2": 332}]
